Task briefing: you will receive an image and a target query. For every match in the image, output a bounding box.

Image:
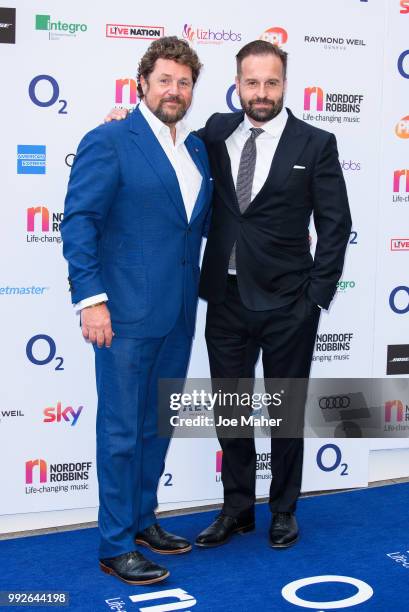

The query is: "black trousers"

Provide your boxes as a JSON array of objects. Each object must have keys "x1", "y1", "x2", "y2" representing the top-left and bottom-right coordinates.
[{"x1": 205, "y1": 275, "x2": 321, "y2": 518}]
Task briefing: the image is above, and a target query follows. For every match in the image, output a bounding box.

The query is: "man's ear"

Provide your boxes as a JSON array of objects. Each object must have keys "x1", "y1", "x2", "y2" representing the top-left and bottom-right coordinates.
[
  {"x1": 140, "y1": 75, "x2": 148, "y2": 97},
  {"x1": 235, "y1": 75, "x2": 240, "y2": 97}
]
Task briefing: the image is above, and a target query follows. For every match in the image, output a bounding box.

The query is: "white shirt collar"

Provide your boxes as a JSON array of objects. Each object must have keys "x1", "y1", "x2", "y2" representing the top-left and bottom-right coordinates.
[
  {"x1": 139, "y1": 100, "x2": 191, "y2": 147},
  {"x1": 242, "y1": 106, "x2": 288, "y2": 137}
]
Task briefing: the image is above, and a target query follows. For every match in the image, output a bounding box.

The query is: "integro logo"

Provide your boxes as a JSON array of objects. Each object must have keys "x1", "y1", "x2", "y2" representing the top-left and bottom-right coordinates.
[
  {"x1": 17, "y1": 145, "x2": 46, "y2": 175},
  {"x1": 395, "y1": 116, "x2": 409, "y2": 138},
  {"x1": 303, "y1": 86, "x2": 363, "y2": 125},
  {"x1": 43, "y1": 402, "x2": 83, "y2": 426},
  {"x1": 35, "y1": 14, "x2": 87, "y2": 40},
  {"x1": 389, "y1": 286, "x2": 409, "y2": 314},
  {"x1": 182, "y1": 23, "x2": 242, "y2": 44},
  {"x1": 391, "y1": 238, "x2": 409, "y2": 251},
  {"x1": 26, "y1": 206, "x2": 63, "y2": 245},
  {"x1": 115, "y1": 78, "x2": 139, "y2": 107},
  {"x1": 25, "y1": 459, "x2": 92, "y2": 495},
  {"x1": 336, "y1": 280, "x2": 356, "y2": 292},
  {"x1": 259, "y1": 27, "x2": 288, "y2": 46},
  {"x1": 401, "y1": 0, "x2": 409, "y2": 13},
  {"x1": 106, "y1": 24, "x2": 164, "y2": 39}
]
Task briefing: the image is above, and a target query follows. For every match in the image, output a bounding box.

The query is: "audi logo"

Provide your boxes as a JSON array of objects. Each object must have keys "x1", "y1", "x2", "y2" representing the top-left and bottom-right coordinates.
[{"x1": 319, "y1": 396, "x2": 351, "y2": 409}]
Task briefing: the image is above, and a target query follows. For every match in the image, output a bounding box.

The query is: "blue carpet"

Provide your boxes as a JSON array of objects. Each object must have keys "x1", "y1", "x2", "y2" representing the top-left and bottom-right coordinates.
[{"x1": 1, "y1": 484, "x2": 409, "y2": 611}]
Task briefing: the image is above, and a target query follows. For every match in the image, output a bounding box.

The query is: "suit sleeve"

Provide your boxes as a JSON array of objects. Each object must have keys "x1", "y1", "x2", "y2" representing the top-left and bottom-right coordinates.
[
  {"x1": 61, "y1": 127, "x2": 119, "y2": 304},
  {"x1": 309, "y1": 133, "x2": 352, "y2": 309}
]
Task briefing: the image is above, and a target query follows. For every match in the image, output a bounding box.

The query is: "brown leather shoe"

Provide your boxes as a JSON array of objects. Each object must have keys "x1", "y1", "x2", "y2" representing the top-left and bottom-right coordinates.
[
  {"x1": 99, "y1": 551, "x2": 169, "y2": 585},
  {"x1": 135, "y1": 523, "x2": 192, "y2": 554}
]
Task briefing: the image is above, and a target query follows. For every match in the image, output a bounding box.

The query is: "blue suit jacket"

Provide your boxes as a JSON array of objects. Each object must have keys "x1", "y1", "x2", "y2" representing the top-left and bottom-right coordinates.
[{"x1": 61, "y1": 107, "x2": 213, "y2": 337}]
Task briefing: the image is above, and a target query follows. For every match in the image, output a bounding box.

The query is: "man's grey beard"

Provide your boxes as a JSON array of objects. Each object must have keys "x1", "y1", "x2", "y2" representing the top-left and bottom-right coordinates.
[
  {"x1": 153, "y1": 97, "x2": 188, "y2": 125},
  {"x1": 240, "y1": 94, "x2": 284, "y2": 123}
]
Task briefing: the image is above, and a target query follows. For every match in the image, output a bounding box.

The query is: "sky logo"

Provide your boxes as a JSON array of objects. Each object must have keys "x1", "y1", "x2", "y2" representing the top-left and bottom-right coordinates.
[
  {"x1": 26, "y1": 459, "x2": 47, "y2": 484},
  {"x1": 17, "y1": 145, "x2": 46, "y2": 175},
  {"x1": 304, "y1": 86, "x2": 324, "y2": 111},
  {"x1": 43, "y1": 402, "x2": 83, "y2": 426}
]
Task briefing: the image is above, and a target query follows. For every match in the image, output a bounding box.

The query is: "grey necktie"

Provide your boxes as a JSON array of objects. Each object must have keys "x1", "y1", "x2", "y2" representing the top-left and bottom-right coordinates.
[{"x1": 229, "y1": 127, "x2": 264, "y2": 271}]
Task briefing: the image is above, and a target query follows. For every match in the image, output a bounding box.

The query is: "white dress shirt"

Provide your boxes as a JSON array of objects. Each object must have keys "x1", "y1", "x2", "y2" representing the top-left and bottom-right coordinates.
[
  {"x1": 75, "y1": 101, "x2": 202, "y2": 311},
  {"x1": 225, "y1": 106, "x2": 288, "y2": 201}
]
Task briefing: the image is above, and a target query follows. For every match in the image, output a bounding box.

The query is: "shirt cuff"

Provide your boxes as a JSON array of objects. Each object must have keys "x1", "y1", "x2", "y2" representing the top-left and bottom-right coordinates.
[{"x1": 74, "y1": 293, "x2": 108, "y2": 312}]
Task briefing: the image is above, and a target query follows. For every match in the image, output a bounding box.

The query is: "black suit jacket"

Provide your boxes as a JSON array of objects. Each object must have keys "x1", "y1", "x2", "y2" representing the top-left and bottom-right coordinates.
[{"x1": 197, "y1": 108, "x2": 352, "y2": 311}]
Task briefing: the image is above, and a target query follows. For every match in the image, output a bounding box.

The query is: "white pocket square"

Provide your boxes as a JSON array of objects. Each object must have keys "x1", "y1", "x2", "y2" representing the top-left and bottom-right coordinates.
[{"x1": 293, "y1": 165, "x2": 306, "y2": 169}]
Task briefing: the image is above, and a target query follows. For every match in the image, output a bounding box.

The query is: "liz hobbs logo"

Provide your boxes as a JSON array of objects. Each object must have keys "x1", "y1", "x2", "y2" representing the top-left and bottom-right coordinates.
[
  {"x1": 303, "y1": 86, "x2": 363, "y2": 125},
  {"x1": 182, "y1": 23, "x2": 242, "y2": 44}
]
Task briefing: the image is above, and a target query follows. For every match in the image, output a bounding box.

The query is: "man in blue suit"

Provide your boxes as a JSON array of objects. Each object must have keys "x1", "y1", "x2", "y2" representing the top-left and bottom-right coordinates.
[{"x1": 61, "y1": 37, "x2": 212, "y2": 585}]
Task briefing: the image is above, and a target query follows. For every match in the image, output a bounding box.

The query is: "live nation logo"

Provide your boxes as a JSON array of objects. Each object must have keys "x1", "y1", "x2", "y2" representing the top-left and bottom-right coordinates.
[
  {"x1": 391, "y1": 238, "x2": 409, "y2": 251},
  {"x1": 106, "y1": 24, "x2": 164, "y2": 39}
]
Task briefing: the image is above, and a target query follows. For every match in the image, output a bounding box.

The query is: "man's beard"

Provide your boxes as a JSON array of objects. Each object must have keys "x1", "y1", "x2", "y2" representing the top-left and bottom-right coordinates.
[
  {"x1": 153, "y1": 96, "x2": 188, "y2": 125},
  {"x1": 240, "y1": 94, "x2": 284, "y2": 123}
]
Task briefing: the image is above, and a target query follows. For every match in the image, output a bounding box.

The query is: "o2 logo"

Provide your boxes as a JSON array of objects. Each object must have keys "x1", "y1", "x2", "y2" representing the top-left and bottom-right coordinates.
[
  {"x1": 163, "y1": 472, "x2": 173, "y2": 487},
  {"x1": 389, "y1": 286, "x2": 409, "y2": 314},
  {"x1": 28, "y1": 75, "x2": 68, "y2": 114},
  {"x1": 398, "y1": 50, "x2": 409, "y2": 79},
  {"x1": 281, "y1": 575, "x2": 373, "y2": 609},
  {"x1": 316, "y1": 444, "x2": 348, "y2": 476},
  {"x1": 349, "y1": 231, "x2": 357, "y2": 245},
  {"x1": 226, "y1": 84, "x2": 241, "y2": 112},
  {"x1": 26, "y1": 335, "x2": 64, "y2": 371}
]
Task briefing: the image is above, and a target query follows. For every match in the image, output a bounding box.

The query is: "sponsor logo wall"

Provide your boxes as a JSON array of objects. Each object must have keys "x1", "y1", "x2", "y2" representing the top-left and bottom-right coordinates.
[{"x1": 0, "y1": 0, "x2": 407, "y2": 523}]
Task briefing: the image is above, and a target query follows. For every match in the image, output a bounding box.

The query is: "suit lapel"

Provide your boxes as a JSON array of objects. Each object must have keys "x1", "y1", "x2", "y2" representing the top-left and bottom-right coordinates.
[
  {"x1": 212, "y1": 112, "x2": 245, "y2": 213},
  {"x1": 244, "y1": 109, "x2": 311, "y2": 215},
  {"x1": 129, "y1": 107, "x2": 188, "y2": 223},
  {"x1": 184, "y1": 135, "x2": 207, "y2": 225}
]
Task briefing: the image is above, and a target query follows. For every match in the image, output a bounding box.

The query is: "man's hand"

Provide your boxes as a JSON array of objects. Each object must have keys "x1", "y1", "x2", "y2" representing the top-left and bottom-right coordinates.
[
  {"x1": 104, "y1": 107, "x2": 129, "y2": 123},
  {"x1": 81, "y1": 303, "x2": 114, "y2": 348}
]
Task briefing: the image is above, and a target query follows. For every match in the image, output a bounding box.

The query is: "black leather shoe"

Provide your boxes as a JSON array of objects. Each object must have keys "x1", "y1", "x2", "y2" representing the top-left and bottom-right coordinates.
[
  {"x1": 135, "y1": 523, "x2": 192, "y2": 554},
  {"x1": 99, "y1": 551, "x2": 169, "y2": 585},
  {"x1": 195, "y1": 512, "x2": 255, "y2": 548},
  {"x1": 269, "y1": 512, "x2": 299, "y2": 548}
]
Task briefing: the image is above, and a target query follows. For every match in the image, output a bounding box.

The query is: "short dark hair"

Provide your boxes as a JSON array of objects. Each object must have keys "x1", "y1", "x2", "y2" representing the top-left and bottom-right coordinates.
[
  {"x1": 236, "y1": 40, "x2": 288, "y2": 80},
  {"x1": 137, "y1": 36, "x2": 202, "y2": 98}
]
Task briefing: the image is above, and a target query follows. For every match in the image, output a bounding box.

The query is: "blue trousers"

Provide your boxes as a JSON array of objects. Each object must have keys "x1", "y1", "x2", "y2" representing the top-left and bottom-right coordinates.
[{"x1": 94, "y1": 311, "x2": 192, "y2": 559}]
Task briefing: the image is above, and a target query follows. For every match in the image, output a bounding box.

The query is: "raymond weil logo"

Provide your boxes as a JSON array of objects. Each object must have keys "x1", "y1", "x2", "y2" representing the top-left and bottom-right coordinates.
[
  {"x1": 259, "y1": 27, "x2": 288, "y2": 46},
  {"x1": 0, "y1": 7, "x2": 15, "y2": 44},
  {"x1": 401, "y1": 1, "x2": 409, "y2": 14},
  {"x1": 395, "y1": 115, "x2": 409, "y2": 138},
  {"x1": 106, "y1": 24, "x2": 164, "y2": 39},
  {"x1": 303, "y1": 86, "x2": 363, "y2": 125},
  {"x1": 304, "y1": 34, "x2": 366, "y2": 51},
  {"x1": 35, "y1": 14, "x2": 87, "y2": 40}
]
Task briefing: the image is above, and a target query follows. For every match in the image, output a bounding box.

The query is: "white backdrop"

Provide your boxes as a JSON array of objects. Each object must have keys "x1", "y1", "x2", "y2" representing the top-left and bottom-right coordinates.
[{"x1": 1, "y1": 0, "x2": 408, "y2": 521}]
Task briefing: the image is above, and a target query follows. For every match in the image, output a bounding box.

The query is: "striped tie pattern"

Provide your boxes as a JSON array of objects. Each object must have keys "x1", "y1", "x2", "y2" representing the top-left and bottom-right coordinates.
[{"x1": 229, "y1": 127, "x2": 264, "y2": 271}]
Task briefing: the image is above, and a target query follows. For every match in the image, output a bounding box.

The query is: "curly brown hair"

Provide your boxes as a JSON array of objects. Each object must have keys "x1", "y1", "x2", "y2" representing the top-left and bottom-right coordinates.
[{"x1": 137, "y1": 36, "x2": 202, "y2": 98}]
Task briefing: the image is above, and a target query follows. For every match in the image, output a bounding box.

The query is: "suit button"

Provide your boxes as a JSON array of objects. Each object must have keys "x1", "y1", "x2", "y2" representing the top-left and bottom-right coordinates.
[{"x1": 182, "y1": 259, "x2": 186, "y2": 265}]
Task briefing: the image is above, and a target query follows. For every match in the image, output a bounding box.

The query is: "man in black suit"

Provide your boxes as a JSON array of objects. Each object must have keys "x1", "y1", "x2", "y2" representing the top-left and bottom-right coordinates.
[
  {"x1": 104, "y1": 39, "x2": 351, "y2": 550},
  {"x1": 194, "y1": 40, "x2": 351, "y2": 549}
]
